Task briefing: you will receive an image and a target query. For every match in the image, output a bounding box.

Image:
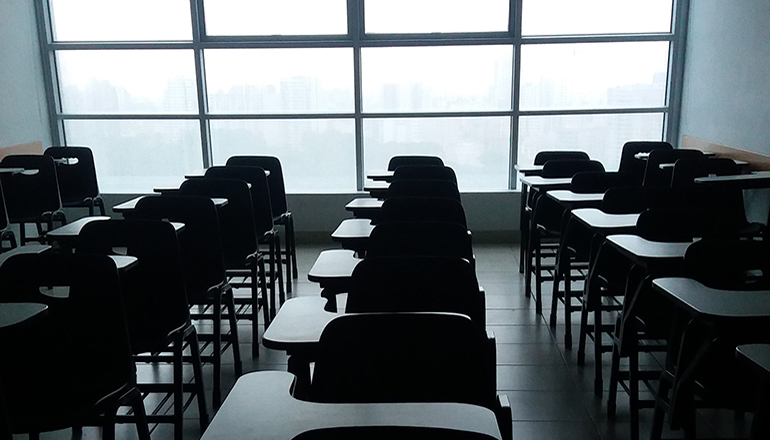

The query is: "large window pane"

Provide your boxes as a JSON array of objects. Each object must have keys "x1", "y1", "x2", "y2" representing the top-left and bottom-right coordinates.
[
  {"x1": 364, "y1": 117, "x2": 510, "y2": 191},
  {"x1": 64, "y1": 120, "x2": 202, "y2": 194},
  {"x1": 210, "y1": 119, "x2": 356, "y2": 193},
  {"x1": 203, "y1": 0, "x2": 347, "y2": 36},
  {"x1": 50, "y1": 0, "x2": 192, "y2": 41},
  {"x1": 522, "y1": 0, "x2": 673, "y2": 36},
  {"x1": 362, "y1": 46, "x2": 513, "y2": 113},
  {"x1": 206, "y1": 49, "x2": 354, "y2": 114},
  {"x1": 365, "y1": 0, "x2": 509, "y2": 34},
  {"x1": 520, "y1": 42, "x2": 669, "y2": 111},
  {"x1": 57, "y1": 50, "x2": 198, "y2": 114},
  {"x1": 517, "y1": 113, "x2": 665, "y2": 175}
]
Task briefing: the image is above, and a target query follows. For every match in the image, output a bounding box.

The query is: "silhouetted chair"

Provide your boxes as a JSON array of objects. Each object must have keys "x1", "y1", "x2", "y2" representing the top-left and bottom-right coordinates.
[
  {"x1": 304, "y1": 313, "x2": 512, "y2": 440},
  {"x1": 385, "y1": 179, "x2": 462, "y2": 202},
  {"x1": 130, "y1": 195, "x2": 242, "y2": 409},
  {"x1": 205, "y1": 165, "x2": 285, "y2": 307},
  {"x1": 374, "y1": 197, "x2": 467, "y2": 227},
  {"x1": 0, "y1": 253, "x2": 149, "y2": 440},
  {"x1": 179, "y1": 178, "x2": 269, "y2": 357},
  {"x1": 617, "y1": 141, "x2": 673, "y2": 184},
  {"x1": 367, "y1": 221, "x2": 474, "y2": 266},
  {"x1": 346, "y1": 256, "x2": 484, "y2": 326},
  {"x1": 0, "y1": 182, "x2": 17, "y2": 252},
  {"x1": 225, "y1": 156, "x2": 297, "y2": 291},
  {"x1": 670, "y1": 157, "x2": 741, "y2": 188},
  {"x1": 44, "y1": 146, "x2": 105, "y2": 216},
  {"x1": 0, "y1": 155, "x2": 66, "y2": 245},
  {"x1": 391, "y1": 165, "x2": 458, "y2": 184},
  {"x1": 534, "y1": 151, "x2": 590, "y2": 165},
  {"x1": 76, "y1": 219, "x2": 209, "y2": 440},
  {"x1": 387, "y1": 155, "x2": 444, "y2": 171},
  {"x1": 642, "y1": 149, "x2": 704, "y2": 187}
]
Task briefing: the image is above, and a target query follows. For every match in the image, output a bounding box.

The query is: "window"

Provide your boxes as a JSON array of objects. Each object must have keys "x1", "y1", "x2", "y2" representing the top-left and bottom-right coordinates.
[{"x1": 38, "y1": 0, "x2": 681, "y2": 193}]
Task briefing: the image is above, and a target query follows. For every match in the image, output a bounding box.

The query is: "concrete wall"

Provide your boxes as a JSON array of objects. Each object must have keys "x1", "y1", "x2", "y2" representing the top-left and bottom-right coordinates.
[{"x1": 0, "y1": 0, "x2": 51, "y2": 148}]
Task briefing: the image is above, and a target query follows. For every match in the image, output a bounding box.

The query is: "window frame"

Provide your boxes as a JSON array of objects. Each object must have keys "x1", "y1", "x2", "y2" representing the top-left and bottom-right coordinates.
[{"x1": 34, "y1": 0, "x2": 690, "y2": 192}]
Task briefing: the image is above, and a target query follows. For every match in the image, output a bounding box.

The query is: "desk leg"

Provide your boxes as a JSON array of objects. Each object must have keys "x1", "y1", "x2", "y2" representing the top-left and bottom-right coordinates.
[
  {"x1": 288, "y1": 354, "x2": 312, "y2": 400},
  {"x1": 519, "y1": 184, "x2": 529, "y2": 273}
]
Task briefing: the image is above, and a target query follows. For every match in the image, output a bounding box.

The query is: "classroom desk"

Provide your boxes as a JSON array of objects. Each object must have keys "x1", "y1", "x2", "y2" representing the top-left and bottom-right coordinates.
[
  {"x1": 200, "y1": 370, "x2": 502, "y2": 440},
  {"x1": 46, "y1": 217, "x2": 184, "y2": 249},
  {"x1": 113, "y1": 196, "x2": 228, "y2": 213},
  {"x1": 694, "y1": 171, "x2": 770, "y2": 189},
  {"x1": 513, "y1": 164, "x2": 544, "y2": 176},
  {"x1": 736, "y1": 344, "x2": 770, "y2": 440},
  {"x1": 0, "y1": 167, "x2": 25, "y2": 175},
  {"x1": 344, "y1": 198, "x2": 383, "y2": 219},
  {"x1": 0, "y1": 244, "x2": 50, "y2": 267},
  {"x1": 184, "y1": 169, "x2": 269, "y2": 179},
  {"x1": 571, "y1": 209, "x2": 640, "y2": 230},
  {"x1": 363, "y1": 181, "x2": 390, "y2": 199},
  {"x1": 366, "y1": 170, "x2": 394, "y2": 182},
  {"x1": 307, "y1": 249, "x2": 361, "y2": 310},
  {"x1": 330, "y1": 219, "x2": 374, "y2": 254},
  {"x1": 0, "y1": 303, "x2": 48, "y2": 330}
]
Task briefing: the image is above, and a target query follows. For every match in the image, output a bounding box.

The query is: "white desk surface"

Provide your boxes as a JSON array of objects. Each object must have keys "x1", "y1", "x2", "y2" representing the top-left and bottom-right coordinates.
[
  {"x1": 518, "y1": 175, "x2": 572, "y2": 187},
  {"x1": 606, "y1": 235, "x2": 691, "y2": 260},
  {"x1": 331, "y1": 218, "x2": 375, "y2": 240},
  {"x1": 653, "y1": 278, "x2": 770, "y2": 320},
  {"x1": 0, "y1": 303, "x2": 48, "y2": 329},
  {"x1": 307, "y1": 249, "x2": 361, "y2": 282},
  {"x1": 200, "y1": 370, "x2": 502, "y2": 440},
  {"x1": 113, "y1": 195, "x2": 227, "y2": 212},
  {"x1": 547, "y1": 190, "x2": 604, "y2": 203},
  {"x1": 366, "y1": 170, "x2": 394, "y2": 181},
  {"x1": 571, "y1": 208, "x2": 639, "y2": 229},
  {"x1": 737, "y1": 344, "x2": 770, "y2": 375},
  {"x1": 345, "y1": 198, "x2": 384, "y2": 210},
  {"x1": 262, "y1": 297, "x2": 339, "y2": 350}
]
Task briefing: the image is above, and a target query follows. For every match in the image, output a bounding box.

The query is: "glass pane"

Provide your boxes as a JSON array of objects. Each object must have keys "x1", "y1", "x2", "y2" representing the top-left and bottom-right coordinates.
[
  {"x1": 522, "y1": 0, "x2": 673, "y2": 36},
  {"x1": 203, "y1": 0, "x2": 347, "y2": 36},
  {"x1": 517, "y1": 113, "x2": 665, "y2": 175},
  {"x1": 364, "y1": 117, "x2": 510, "y2": 191},
  {"x1": 520, "y1": 42, "x2": 669, "y2": 111},
  {"x1": 57, "y1": 50, "x2": 198, "y2": 114},
  {"x1": 50, "y1": 0, "x2": 192, "y2": 41},
  {"x1": 210, "y1": 119, "x2": 356, "y2": 193},
  {"x1": 64, "y1": 120, "x2": 202, "y2": 194},
  {"x1": 365, "y1": 0, "x2": 509, "y2": 34},
  {"x1": 362, "y1": 46, "x2": 513, "y2": 113},
  {"x1": 206, "y1": 49, "x2": 354, "y2": 114}
]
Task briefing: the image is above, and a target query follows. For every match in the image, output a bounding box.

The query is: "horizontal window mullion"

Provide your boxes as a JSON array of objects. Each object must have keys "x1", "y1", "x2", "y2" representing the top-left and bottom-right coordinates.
[
  {"x1": 206, "y1": 113, "x2": 355, "y2": 120},
  {"x1": 57, "y1": 114, "x2": 200, "y2": 120},
  {"x1": 521, "y1": 33, "x2": 674, "y2": 45},
  {"x1": 519, "y1": 107, "x2": 669, "y2": 117},
  {"x1": 361, "y1": 111, "x2": 514, "y2": 119},
  {"x1": 47, "y1": 41, "x2": 196, "y2": 51}
]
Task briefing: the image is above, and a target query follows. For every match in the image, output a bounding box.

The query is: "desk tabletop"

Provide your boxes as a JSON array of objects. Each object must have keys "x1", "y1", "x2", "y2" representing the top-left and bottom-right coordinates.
[
  {"x1": 736, "y1": 344, "x2": 770, "y2": 376},
  {"x1": 0, "y1": 244, "x2": 51, "y2": 268},
  {"x1": 0, "y1": 167, "x2": 25, "y2": 175},
  {"x1": 518, "y1": 175, "x2": 572, "y2": 187},
  {"x1": 652, "y1": 278, "x2": 770, "y2": 320},
  {"x1": 113, "y1": 195, "x2": 228, "y2": 213},
  {"x1": 606, "y1": 235, "x2": 691, "y2": 260},
  {"x1": 364, "y1": 181, "x2": 390, "y2": 191},
  {"x1": 200, "y1": 370, "x2": 502, "y2": 440},
  {"x1": 262, "y1": 297, "x2": 339, "y2": 351},
  {"x1": 695, "y1": 171, "x2": 770, "y2": 189},
  {"x1": 331, "y1": 218, "x2": 374, "y2": 240},
  {"x1": 547, "y1": 190, "x2": 604, "y2": 203},
  {"x1": 366, "y1": 170, "x2": 394, "y2": 181},
  {"x1": 0, "y1": 303, "x2": 48, "y2": 330},
  {"x1": 514, "y1": 164, "x2": 544, "y2": 175},
  {"x1": 345, "y1": 198, "x2": 384, "y2": 211},
  {"x1": 47, "y1": 217, "x2": 184, "y2": 242},
  {"x1": 571, "y1": 208, "x2": 640, "y2": 229},
  {"x1": 307, "y1": 249, "x2": 361, "y2": 283},
  {"x1": 185, "y1": 169, "x2": 269, "y2": 179}
]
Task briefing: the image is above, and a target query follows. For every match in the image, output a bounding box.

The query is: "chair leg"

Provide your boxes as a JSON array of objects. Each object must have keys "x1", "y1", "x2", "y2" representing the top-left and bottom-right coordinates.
[
  {"x1": 534, "y1": 237, "x2": 543, "y2": 315},
  {"x1": 224, "y1": 288, "x2": 243, "y2": 376},
  {"x1": 594, "y1": 306, "x2": 604, "y2": 396},
  {"x1": 275, "y1": 234, "x2": 285, "y2": 307},
  {"x1": 563, "y1": 268, "x2": 573, "y2": 349},
  {"x1": 577, "y1": 301, "x2": 589, "y2": 366},
  {"x1": 173, "y1": 336, "x2": 184, "y2": 440},
  {"x1": 268, "y1": 240, "x2": 278, "y2": 319},
  {"x1": 608, "y1": 316, "x2": 622, "y2": 418},
  {"x1": 187, "y1": 330, "x2": 209, "y2": 431},
  {"x1": 288, "y1": 216, "x2": 297, "y2": 279},
  {"x1": 129, "y1": 390, "x2": 151, "y2": 440},
  {"x1": 211, "y1": 295, "x2": 222, "y2": 410}
]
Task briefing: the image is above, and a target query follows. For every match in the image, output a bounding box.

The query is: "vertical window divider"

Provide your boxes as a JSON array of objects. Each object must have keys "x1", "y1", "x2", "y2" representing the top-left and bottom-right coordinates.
[
  {"x1": 34, "y1": 0, "x2": 65, "y2": 145},
  {"x1": 350, "y1": 0, "x2": 365, "y2": 190},
  {"x1": 509, "y1": 0, "x2": 523, "y2": 190},
  {"x1": 190, "y1": 0, "x2": 212, "y2": 168},
  {"x1": 666, "y1": 0, "x2": 690, "y2": 146}
]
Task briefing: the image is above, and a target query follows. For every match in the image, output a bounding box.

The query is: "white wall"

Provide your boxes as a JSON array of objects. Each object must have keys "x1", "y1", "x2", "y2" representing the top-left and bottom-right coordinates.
[
  {"x1": 0, "y1": 0, "x2": 51, "y2": 147},
  {"x1": 679, "y1": 0, "x2": 770, "y2": 154}
]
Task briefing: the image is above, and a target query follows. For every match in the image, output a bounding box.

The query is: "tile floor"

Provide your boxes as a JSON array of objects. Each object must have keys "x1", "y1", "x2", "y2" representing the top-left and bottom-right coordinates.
[{"x1": 27, "y1": 242, "x2": 751, "y2": 440}]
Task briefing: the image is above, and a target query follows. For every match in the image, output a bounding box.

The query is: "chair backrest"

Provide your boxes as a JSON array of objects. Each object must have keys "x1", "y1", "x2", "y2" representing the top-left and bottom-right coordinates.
[
  {"x1": 635, "y1": 204, "x2": 744, "y2": 242},
  {"x1": 204, "y1": 165, "x2": 274, "y2": 236},
  {"x1": 225, "y1": 156, "x2": 287, "y2": 218},
  {"x1": 391, "y1": 165, "x2": 458, "y2": 184},
  {"x1": 387, "y1": 155, "x2": 444, "y2": 171},
  {"x1": 533, "y1": 151, "x2": 590, "y2": 165},
  {"x1": 367, "y1": 221, "x2": 473, "y2": 263},
  {"x1": 642, "y1": 149, "x2": 704, "y2": 187},
  {"x1": 618, "y1": 141, "x2": 673, "y2": 183},
  {"x1": 179, "y1": 178, "x2": 259, "y2": 270},
  {"x1": 375, "y1": 197, "x2": 467, "y2": 228},
  {"x1": 0, "y1": 181, "x2": 11, "y2": 232},
  {"x1": 541, "y1": 159, "x2": 604, "y2": 178},
  {"x1": 569, "y1": 171, "x2": 638, "y2": 194},
  {"x1": 670, "y1": 157, "x2": 741, "y2": 188},
  {"x1": 0, "y1": 253, "x2": 134, "y2": 433},
  {"x1": 309, "y1": 313, "x2": 496, "y2": 408},
  {"x1": 76, "y1": 219, "x2": 189, "y2": 354},
  {"x1": 130, "y1": 195, "x2": 227, "y2": 304},
  {"x1": 683, "y1": 238, "x2": 770, "y2": 290},
  {"x1": 347, "y1": 256, "x2": 484, "y2": 326},
  {"x1": 44, "y1": 146, "x2": 100, "y2": 204},
  {"x1": 601, "y1": 186, "x2": 709, "y2": 215},
  {"x1": 0, "y1": 155, "x2": 62, "y2": 222},
  {"x1": 384, "y1": 179, "x2": 461, "y2": 202}
]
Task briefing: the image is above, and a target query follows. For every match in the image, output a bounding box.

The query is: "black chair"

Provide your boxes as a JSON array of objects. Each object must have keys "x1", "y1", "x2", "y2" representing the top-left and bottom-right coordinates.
[
  {"x1": 0, "y1": 253, "x2": 149, "y2": 440},
  {"x1": 179, "y1": 178, "x2": 269, "y2": 357},
  {"x1": 391, "y1": 165, "x2": 458, "y2": 184},
  {"x1": 374, "y1": 197, "x2": 467, "y2": 228},
  {"x1": 367, "y1": 221, "x2": 474, "y2": 266},
  {"x1": 385, "y1": 179, "x2": 462, "y2": 202},
  {"x1": 534, "y1": 151, "x2": 590, "y2": 165},
  {"x1": 670, "y1": 157, "x2": 741, "y2": 188},
  {"x1": 0, "y1": 181, "x2": 17, "y2": 252},
  {"x1": 44, "y1": 146, "x2": 105, "y2": 216},
  {"x1": 0, "y1": 155, "x2": 66, "y2": 245},
  {"x1": 347, "y1": 256, "x2": 485, "y2": 326},
  {"x1": 130, "y1": 195, "x2": 242, "y2": 409},
  {"x1": 617, "y1": 141, "x2": 673, "y2": 184},
  {"x1": 387, "y1": 155, "x2": 444, "y2": 171},
  {"x1": 205, "y1": 165, "x2": 285, "y2": 307},
  {"x1": 76, "y1": 219, "x2": 209, "y2": 440},
  {"x1": 641, "y1": 149, "x2": 704, "y2": 187},
  {"x1": 225, "y1": 156, "x2": 297, "y2": 290},
  {"x1": 305, "y1": 312, "x2": 511, "y2": 440}
]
